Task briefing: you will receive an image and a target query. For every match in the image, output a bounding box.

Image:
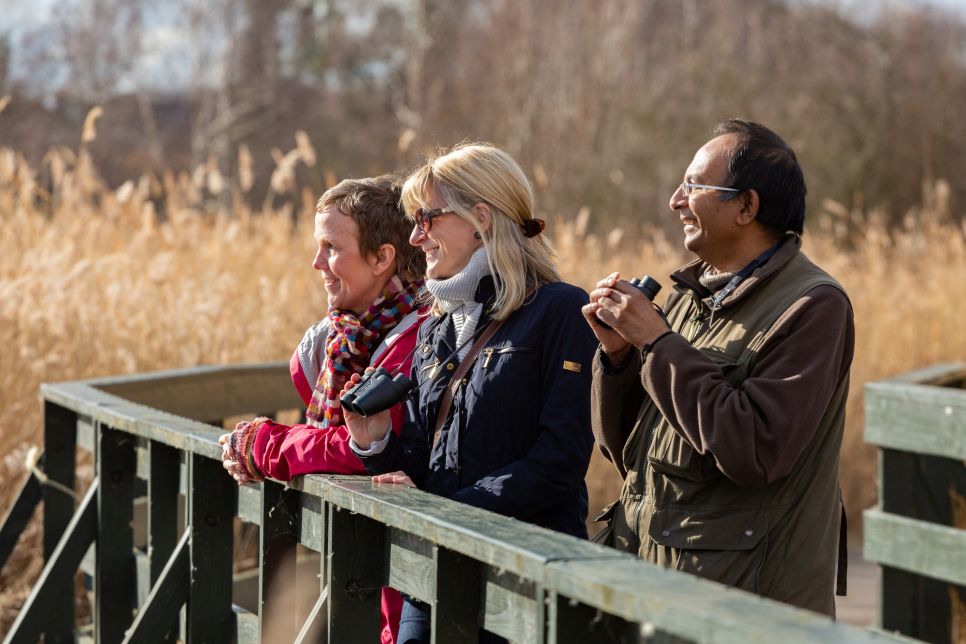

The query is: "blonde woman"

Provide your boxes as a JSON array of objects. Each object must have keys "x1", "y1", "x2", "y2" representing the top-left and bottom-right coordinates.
[{"x1": 343, "y1": 144, "x2": 597, "y2": 643}]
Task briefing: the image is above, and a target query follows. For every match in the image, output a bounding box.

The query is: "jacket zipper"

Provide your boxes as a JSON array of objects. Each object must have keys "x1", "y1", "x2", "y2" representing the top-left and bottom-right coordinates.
[
  {"x1": 632, "y1": 414, "x2": 662, "y2": 540},
  {"x1": 481, "y1": 345, "x2": 537, "y2": 369}
]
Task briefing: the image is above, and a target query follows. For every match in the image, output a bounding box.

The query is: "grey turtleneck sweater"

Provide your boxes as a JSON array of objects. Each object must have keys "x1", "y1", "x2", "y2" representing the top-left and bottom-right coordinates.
[{"x1": 425, "y1": 247, "x2": 491, "y2": 361}]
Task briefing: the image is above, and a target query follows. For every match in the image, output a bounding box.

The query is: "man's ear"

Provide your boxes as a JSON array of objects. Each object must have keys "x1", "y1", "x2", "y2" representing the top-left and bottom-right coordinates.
[
  {"x1": 472, "y1": 203, "x2": 492, "y2": 235},
  {"x1": 369, "y1": 243, "x2": 397, "y2": 276},
  {"x1": 736, "y1": 189, "x2": 760, "y2": 226}
]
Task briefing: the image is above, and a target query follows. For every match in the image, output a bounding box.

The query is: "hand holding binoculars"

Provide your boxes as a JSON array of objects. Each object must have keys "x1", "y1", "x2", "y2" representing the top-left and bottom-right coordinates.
[
  {"x1": 340, "y1": 367, "x2": 414, "y2": 417},
  {"x1": 595, "y1": 276, "x2": 662, "y2": 331}
]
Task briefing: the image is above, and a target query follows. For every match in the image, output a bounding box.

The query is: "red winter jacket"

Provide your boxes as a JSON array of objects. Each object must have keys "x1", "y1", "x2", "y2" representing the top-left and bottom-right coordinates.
[{"x1": 250, "y1": 310, "x2": 426, "y2": 644}]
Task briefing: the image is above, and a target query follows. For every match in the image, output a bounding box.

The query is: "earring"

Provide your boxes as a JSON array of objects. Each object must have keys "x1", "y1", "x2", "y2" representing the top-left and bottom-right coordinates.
[{"x1": 474, "y1": 231, "x2": 481, "y2": 239}]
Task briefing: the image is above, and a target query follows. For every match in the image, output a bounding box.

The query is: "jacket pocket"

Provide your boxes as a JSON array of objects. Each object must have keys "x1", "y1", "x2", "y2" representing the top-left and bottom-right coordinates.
[
  {"x1": 646, "y1": 505, "x2": 767, "y2": 551},
  {"x1": 647, "y1": 418, "x2": 722, "y2": 482},
  {"x1": 645, "y1": 353, "x2": 741, "y2": 482}
]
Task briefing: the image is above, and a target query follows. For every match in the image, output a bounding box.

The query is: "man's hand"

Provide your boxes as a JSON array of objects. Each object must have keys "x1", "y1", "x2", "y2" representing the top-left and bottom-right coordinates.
[
  {"x1": 587, "y1": 272, "x2": 669, "y2": 351},
  {"x1": 582, "y1": 272, "x2": 634, "y2": 361},
  {"x1": 341, "y1": 371, "x2": 392, "y2": 450}
]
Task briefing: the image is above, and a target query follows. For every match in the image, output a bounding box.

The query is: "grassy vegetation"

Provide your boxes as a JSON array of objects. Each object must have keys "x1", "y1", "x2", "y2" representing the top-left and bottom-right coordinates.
[{"x1": 1, "y1": 132, "x2": 965, "y2": 630}]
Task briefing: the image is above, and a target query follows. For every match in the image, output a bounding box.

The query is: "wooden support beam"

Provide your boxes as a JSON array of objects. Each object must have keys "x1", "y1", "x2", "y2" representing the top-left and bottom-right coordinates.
[
  {"x1": 2, "y1": 479, "x2": 98, "y2": 644},
  {"x1": 121, "y1": 530, "x2": 190, "y2": 644},
  {"x1": 547, "y1": 592, "x2": 649, "y2": 644},
  {"x1": 187, "y1": 453, "x2": 235, "y2": 644},
  {"x1": 326, "y1": 505, "x2": 385, "y2": 643},
  {"x1": 0, "y1": 467, "x2": 42, "y2": 572},
  {"x1": 44, "y1": 401, "x2": 78, "y2": 643},
  {"x1": 148, "y1": 441, "x2": 181, "y2": 644},
  {"x1": 259, "y1": 480, "x2": 301, "y2": 644},
  {"x1": 96, "y1": 425, "x2": 138, "y2": 644},
  {"x1": 431, "y1": 545, "x2": 482, "y2": 644},
  {"x1": 293, "y1": 586, "x2": 328, "y2": 644}
]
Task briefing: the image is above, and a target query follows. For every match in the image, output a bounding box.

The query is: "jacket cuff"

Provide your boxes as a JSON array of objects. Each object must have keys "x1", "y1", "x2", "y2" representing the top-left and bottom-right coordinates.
[
  {"x1": 251, "y1": 419, "x2": 275, "y2": 478},
  {"x1": 596, "y1": 347, "x2": 635, "y2": 375},
  {"x1": 593, "y1": 345, "x2": 641, "y2": 379},
  {"x1": 640, "y1": 331, "x2": 674, "y2": 360},
  {"x1": 349, "y1": 420, "x2": 393, "y2": 456},
  {"x1": 352, "y1": 426, "x2": 400, "y2": 474}
]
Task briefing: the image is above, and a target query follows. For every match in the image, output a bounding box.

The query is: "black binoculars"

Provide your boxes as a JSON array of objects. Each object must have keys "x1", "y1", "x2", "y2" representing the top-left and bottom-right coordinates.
[
  {"x1": 596, "y1": 276, "x2": 662, "y2": 330},
  {"x1": 340, "y1": 367, "x2": 414, "y2": 417}
]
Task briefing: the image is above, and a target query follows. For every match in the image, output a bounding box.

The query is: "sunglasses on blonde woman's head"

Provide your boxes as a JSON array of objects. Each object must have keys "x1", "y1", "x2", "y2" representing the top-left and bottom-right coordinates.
[{"x1": 414, "y1": 206, "x2": 458, "y2": 234}]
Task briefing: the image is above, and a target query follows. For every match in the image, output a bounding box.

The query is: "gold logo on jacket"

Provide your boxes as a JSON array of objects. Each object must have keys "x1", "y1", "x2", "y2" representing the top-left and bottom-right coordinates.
[{"x1": 562, "y1": 361, "x2": 581, "y2": 373}]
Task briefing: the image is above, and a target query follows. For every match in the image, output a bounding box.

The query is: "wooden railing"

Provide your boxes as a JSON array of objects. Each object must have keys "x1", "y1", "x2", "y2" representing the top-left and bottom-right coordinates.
[
  {"x1": 864, "y1": 363, "x2": 966, "y2": 644},
  {"x1": 0, "y1": 364, "x2": 916, "y2": 643}
]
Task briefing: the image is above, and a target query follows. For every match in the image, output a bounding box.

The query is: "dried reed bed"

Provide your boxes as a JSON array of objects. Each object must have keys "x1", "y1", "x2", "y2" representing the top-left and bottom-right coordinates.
[{"x1": 1, "y1": 140, "x2": 965, "y2": 631}]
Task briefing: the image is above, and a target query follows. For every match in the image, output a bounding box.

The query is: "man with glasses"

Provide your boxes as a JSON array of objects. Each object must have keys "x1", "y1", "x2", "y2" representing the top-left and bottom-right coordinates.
[{"x1": 581, "y1": 120, "x2": 854, "y2": 617}]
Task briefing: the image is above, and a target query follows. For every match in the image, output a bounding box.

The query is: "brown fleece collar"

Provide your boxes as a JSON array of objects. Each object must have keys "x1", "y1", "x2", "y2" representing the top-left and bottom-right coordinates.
[{"x1": 670, "y1": 233, "x2": 802, "y2": 307}]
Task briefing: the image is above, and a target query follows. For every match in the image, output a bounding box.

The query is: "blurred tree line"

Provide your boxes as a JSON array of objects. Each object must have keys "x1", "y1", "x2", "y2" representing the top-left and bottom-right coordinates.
[{"x1": 0, "y1": 0, "x2": 964, "y2": 235}]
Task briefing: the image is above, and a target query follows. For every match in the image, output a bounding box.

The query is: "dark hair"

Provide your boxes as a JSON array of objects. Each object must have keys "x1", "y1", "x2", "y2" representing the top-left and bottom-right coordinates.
[
  {"x1": 711, "y1": 119, "x2": 806, "y2": 239},
  {"x1": 318, "y1": 175, "x2": 426, "y2": 278}
]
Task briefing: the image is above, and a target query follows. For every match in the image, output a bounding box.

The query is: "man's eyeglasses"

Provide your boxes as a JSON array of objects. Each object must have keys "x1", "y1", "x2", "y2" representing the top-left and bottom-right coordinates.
[
  {"x1": 414, "y1": 206, "x2": 457, "y2": 234},
  {"x1": 679, "y1": 182, "x2": 740, "y2": 197}
]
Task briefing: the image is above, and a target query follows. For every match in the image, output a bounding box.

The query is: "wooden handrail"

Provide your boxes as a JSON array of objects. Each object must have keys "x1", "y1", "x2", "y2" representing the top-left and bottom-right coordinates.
[{"x1": 0, "y1": 365, "x2": 918, "y2": 643}]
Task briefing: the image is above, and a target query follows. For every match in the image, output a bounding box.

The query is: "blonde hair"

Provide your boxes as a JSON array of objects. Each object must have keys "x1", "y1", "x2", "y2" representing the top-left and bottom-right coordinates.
[{"x1": 401, "y1": 143, "x2": 561, "y2": 321}]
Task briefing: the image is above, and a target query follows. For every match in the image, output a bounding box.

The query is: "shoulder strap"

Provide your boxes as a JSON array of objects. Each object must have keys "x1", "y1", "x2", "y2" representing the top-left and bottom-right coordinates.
[{"x1": 432, "y1": 317, "x2": 507, "y2": 447}]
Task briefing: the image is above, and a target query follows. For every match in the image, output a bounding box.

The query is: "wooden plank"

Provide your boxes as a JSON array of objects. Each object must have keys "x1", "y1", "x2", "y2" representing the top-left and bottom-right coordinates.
[
  {"x1": 431, "y1": 545, "x2": 482, "y2": 644},
  {"x1": 864, "y1": 508, "x2": 966, "y2": 585},
  {"x1": 234, "y1": 606, "x2": 259, "y2": 644},
  {"x1": 187, "y1": 453, "x2": 235, "y2": 644},
  {"x1": 326, "y1": 505, "x2": 385, "y2": 643},
  {"x1": 149, "y1": 441, "x2": 181, "y2": 586},
  {"x1": 77, "y1": 416, "x2": 95, "y2": 452},
  {"x1": 2, "y1": 479, "x2": 98, "y2": 644},
  {"x1": 237, "y1": 483, "x2": 262, "y2": 526},
  {"x1": 120, "y1": 530, "x2": 190, "y2": 644},
  {"x1": 482, "y1": 567, "x2": 539, "y2": 644},
  {"x1": 865, "y1": 380, "x2": 966, "y2": 458},
  {"x1": 306, "y1": 476, "x2": 628, "y2": 582},
  {"x1": 42, "y1": 381, "x2": 225, "y2": 460},
  {"x1": 136, "y1": 550, "x2": 151, "y2": 607},
  {"x1": 0, "y1": 469, "x2": 42, "y2": 573},
  {"x1": 299, "y1": 493, "x2": 323, "y2": 552},
  {"x1": 96, "y1": 425, "x2": 138, "y2": 644},
  {"x1": 293, "y1": 586, "x2": 328, "y2": 644},
  {"x1": 259, "y1": 480, "x2": 301, "y2": 644},
  {"x1": 877, "y1": 449, "x2": 919, "y2": 634},
  {"x1": 883, "y1": 363, "x2": 966, "y2": 387},
  {"x1": 44, "y1": 401, "x2": 77, "y2": 644},
  {"x1": 388, "y1": 529, "x2": 435, "y2": 602},
  {"x1": 542, "y1": 556, "x2": 899, "y2": 644},
  {"x1": 92, "y1": 363, "x2": 301, "y2": 423},
  {"x1": 548, "y1": 592, "x2": 644, "y2": 644}
]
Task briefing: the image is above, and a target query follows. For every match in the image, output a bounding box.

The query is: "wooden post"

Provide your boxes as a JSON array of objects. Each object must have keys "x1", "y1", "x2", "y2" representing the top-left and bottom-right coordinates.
[
  {"x1": 259, "y1": 480, "x2": 300, "y2": 644},
  {"x1": 187, "y1": 453, "x2": 235, "y2": 644},
  {"x1": 149, "y1": 441, "x2": 181, "y2": 644},
  {"x1": 326, "y1": 505, "x2": 385, "y2": 643},
  {"x1": 431, "y1": 545, "x2": 482, "y2": 644},
  {"x1": 879, "y1": 448, "x2": 956, "y2": 644},
  {"x1": 2, "y1": 480, "x2": 98, "y2": 644},
  {"x1": 44, "y1": 401, "x2": 77, "y2": 643},
  {"x1": 0, "y1": 468, "x2": 43, "y2": 572},
  {"x1": 96, "y1": 425, "x2": 137, "y2": 644}
]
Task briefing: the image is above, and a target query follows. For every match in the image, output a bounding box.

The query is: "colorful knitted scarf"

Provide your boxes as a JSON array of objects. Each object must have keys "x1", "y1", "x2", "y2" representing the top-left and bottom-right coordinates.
[{"x1": 306, "y1": 272, "x2": 424, "y2": 428}]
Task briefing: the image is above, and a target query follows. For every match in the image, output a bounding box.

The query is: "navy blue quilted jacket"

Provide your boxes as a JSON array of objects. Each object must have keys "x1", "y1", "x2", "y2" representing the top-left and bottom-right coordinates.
[{"x1": 357, "y1": 277, "x2": 597, "y2": 539}]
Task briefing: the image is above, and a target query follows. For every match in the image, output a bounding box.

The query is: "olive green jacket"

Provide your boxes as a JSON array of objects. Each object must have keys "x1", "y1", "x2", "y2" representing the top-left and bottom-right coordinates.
[{"x1": 591, "y1": 235, "x2": 854, "y2": 616}]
